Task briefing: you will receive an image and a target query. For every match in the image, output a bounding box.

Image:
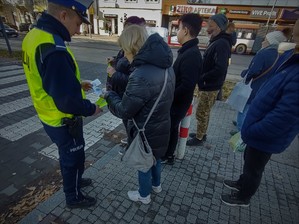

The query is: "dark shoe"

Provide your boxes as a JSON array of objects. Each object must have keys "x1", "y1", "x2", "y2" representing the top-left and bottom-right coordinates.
[
  {"x1": 161, "y1": 156, "x2": 174, "y2": 165},
  {"x1": 232, "y1": 120, "x2": 237, "y2": 126},
  {"x1": 221, "y1": 193, "x2": 250, "y2": 207},
  {"x1": 80, "y1": 178, "x2": 92, "y2": 188},
  {"x1": 229, "y1": 130, "x2": 238, "y2": 136},
  {"x1": 223, "y1": 180, "x2": 241, "y2": 191},
  {"x1": 189, "y1": 133, "x2": 196, "y2": 138},
  {"x1": 66, "y1": 195, "x2": 97, "y2": 209},
  {"x1": 188, "y1": 133, "x2": 207, "y2": 140},
  {"x1": 186, "y1": 135, "x2": 207, "y2": 146}
]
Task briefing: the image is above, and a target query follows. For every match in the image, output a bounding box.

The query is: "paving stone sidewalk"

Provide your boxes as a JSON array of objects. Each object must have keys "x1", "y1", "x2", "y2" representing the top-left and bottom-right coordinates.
[{"x1": 19, "y1": 102, "x2": 299, "y2": 224}]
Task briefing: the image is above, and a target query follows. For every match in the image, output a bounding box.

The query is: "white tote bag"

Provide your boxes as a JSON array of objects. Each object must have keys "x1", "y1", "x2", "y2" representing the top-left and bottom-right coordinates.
[{"x1": 226, "y1": 77, "x2": 252, "y2": 113}]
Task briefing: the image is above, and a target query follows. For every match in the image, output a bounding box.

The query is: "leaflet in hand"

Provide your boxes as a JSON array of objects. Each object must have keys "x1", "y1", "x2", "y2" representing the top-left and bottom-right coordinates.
[{"x1": 91, "y1": 79, "x2": 102, "y2": 96}]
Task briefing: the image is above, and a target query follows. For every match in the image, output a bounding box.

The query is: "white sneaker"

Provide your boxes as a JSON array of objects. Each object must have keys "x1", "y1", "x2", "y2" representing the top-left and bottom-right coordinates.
[
  {"x1": 152, "y1": 185, "x2": 162, "y2": 193},
  {"x1": 127, "y1": 190, "x2": 151, "y2": 204},
  {"x1": 120, "y1": 138, "x2": 128, "y2": 145}
]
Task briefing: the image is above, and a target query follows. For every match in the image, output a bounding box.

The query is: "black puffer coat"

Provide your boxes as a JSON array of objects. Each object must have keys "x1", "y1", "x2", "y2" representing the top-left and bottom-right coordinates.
[{"x1": 106, "y1": 33, "x2": 175, "y2": 159}]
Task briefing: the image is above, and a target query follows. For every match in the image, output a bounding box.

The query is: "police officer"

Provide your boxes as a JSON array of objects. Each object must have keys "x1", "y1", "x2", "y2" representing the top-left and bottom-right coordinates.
[{"x1": 22, "y1": 0, "x2": 101, "y2": 209}]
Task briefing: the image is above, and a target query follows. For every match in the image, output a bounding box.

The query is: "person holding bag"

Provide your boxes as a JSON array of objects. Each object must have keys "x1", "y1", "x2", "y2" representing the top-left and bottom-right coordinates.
[
  {"x1": 221, "y1": 20, "x2": 299, "y2": 207},
  {"x1": 103, "y1": 25, "x2": 175, "y2": 204},
  {"x1": 231, "y1": 30, "x2": 287, "y2": 134}
]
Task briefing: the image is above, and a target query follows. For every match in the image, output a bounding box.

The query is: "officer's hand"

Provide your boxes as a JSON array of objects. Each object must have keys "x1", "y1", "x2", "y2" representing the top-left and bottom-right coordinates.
[
  {"x1": 81, "y1": 81, "x2": 93, "y2": 91},
  {"x1": 93, "y1": 105, "x2": 102, "y2": 116}
]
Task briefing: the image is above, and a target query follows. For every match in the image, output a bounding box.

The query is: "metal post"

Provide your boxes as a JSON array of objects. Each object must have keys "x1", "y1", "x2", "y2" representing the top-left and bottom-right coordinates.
[
  {"x1": 176, "y1": 104, "x2": 193, "y2": 160},
  {"x1": 0, "y1": 16, "x2": 12, "y2": 55},
  {"x1": 266, "y1": 0, "x2": 278, "y2": 27}
]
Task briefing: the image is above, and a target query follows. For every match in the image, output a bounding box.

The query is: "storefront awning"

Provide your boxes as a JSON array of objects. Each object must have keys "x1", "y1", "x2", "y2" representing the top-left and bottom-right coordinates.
[{"x1": 280, "y1": 8, "x2": 299, "y2": 20}]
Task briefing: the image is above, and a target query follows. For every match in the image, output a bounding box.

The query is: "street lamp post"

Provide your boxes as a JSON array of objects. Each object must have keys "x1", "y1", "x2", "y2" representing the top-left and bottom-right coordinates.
[{"x1": 266, "y1": 0, "x2": 278, "y2": 27}]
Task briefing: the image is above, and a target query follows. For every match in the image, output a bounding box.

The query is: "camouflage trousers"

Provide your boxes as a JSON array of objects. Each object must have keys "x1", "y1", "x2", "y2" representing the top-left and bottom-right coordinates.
[{"x1": 195, "y1": 90, "x2": 219, "y2": 140}]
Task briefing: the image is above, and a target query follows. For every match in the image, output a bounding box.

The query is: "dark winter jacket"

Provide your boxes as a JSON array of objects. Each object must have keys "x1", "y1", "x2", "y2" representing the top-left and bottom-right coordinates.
[
  {"x1": 241, "y1": 49, "x2": 299, "y2": 154},
  {"x1": 106, "y1": 33, "x2": 175, "y2": 159},
  {"x1": 106, "y1": 50, "x2": 134, "y2": 98},
  {"x1": 172, "y1": 38, "x2": 202, "y2": 109},
  {"x1": 241, "y1": 45, "x2": 279, "y2": 104},
  {"x1": 198, "y1": 32, "x2": 232, "y2": 91}
]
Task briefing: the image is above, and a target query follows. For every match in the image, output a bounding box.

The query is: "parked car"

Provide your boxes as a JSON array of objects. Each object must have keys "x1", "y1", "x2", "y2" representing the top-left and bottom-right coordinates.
[
  {"x1": 232, "y1": 38, "x2": 255, "y2": 54},
  {"x1": 19, "y1": 23, "x2": 31, "y2": 32},
  {"x1": 0, "y1": 24, "x2": 19, "y2": 37}
]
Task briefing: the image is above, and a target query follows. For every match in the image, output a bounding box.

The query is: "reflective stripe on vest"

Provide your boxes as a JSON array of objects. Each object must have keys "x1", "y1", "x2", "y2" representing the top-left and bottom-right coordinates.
[{"x1": 22, "y1": 28, "x2": 84, "y2": 127}]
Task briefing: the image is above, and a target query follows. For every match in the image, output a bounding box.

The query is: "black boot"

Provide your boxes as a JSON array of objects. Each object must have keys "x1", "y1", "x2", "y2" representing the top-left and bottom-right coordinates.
[{"x1": 66, "y1": 195, "x2": 97, "y2": 209}]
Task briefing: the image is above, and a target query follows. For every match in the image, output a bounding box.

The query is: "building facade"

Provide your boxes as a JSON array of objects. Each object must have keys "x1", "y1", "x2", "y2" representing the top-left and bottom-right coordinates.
[
  {"x1": 94, "y1": 0, "x2": 163, "y2": 35},
  {"x1": 93, "y1": 0, "x2": 298, "y2": 36}
]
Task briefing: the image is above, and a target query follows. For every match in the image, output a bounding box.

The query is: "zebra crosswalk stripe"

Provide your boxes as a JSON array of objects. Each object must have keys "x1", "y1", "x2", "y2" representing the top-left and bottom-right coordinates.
[
  {"x1": 0, "y1": 69, "x2": 24, "y2": 77},
  {"x1": 0, "y1": 74, "x2": 26, "y2": 85},
  {"x1": 0, "y1": 84, "x2": 28, "y2": 97}
]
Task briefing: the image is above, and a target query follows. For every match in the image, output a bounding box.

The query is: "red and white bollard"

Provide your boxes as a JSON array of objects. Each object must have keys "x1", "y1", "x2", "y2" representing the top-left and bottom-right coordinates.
[{"x1": 176, "y1": 104, "x2": 193, "y2": 159}]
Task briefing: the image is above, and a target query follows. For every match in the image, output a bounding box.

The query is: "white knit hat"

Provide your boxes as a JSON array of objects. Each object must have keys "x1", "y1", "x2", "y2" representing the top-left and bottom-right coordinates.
[{"x1": 265, "y1": 31, "x2": 287, "y2": 46}]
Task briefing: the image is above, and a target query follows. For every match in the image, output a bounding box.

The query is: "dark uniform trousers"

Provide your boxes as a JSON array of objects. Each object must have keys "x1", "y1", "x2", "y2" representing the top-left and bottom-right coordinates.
[{"x1": 42, "y1": 122, "x2": 85, "y2": 204}]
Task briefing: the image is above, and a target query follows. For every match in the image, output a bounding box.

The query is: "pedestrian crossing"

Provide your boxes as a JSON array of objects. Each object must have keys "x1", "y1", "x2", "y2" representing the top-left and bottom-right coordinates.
[{"x1": 0, "y1": 64, "x2": 122, "y2": 160}]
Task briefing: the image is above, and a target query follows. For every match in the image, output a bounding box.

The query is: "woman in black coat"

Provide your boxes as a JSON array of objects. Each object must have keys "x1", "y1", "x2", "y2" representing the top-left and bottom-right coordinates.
[{"x1": 104, "y1": 25, "x2": 175, "y2": 204}]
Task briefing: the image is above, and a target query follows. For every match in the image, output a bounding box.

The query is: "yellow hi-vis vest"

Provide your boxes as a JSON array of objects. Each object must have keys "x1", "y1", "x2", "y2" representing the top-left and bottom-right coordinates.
[{"x1": 22, "y1": 28, "x2": 85, "y2": 127}]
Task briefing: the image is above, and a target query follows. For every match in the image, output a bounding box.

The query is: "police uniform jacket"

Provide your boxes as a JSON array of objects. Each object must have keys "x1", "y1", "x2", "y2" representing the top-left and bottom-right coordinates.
[{"x1": 32, "y1": 12, "x2": 96, "y2": 125}]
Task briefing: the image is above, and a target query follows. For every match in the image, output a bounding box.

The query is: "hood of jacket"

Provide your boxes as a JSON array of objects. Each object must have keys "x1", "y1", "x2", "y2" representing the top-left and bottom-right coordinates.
[
  {"x1": 210, "y1": 31, "x2": 232, "y2": 46},
  {"x1": 132, "y1": 33, "x2": 173, "y2": 69}
]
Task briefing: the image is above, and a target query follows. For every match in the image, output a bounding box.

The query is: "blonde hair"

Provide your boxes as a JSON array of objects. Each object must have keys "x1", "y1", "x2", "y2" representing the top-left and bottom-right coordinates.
[{"x1": 118, "y1": 25, "x2": 148, "y2": 56}]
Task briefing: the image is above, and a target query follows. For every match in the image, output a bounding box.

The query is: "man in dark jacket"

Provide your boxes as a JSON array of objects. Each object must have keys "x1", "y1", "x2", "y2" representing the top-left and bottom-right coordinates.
[
  {"x1": 162, "y1": 13, "x2": 203, "y2": 165},
  {"x1": 221, "y1": 19, "x2": 299, "y2": 207},
  {"x1": 187, "y1": 13, "x2": 232, "y2": 146}
]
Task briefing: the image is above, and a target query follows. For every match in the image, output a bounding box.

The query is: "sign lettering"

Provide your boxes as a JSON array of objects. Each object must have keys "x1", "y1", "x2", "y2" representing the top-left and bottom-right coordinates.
[
  {"x1": 251, "y1": 8, "x2": 279, "y2": 18},
  {"x1": 176, "y1": 5, "x2": 217, "y2": 15}
]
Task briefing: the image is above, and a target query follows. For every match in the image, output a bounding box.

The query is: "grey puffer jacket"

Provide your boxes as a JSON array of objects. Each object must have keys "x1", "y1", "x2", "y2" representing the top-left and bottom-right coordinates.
[{"x1": 106, "y1": 33, "x2": 175, "y2": 159}]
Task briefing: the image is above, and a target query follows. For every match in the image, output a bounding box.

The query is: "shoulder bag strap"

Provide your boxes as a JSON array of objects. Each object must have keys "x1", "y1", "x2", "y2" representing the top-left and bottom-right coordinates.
[
  {"x1": 133, "y1": 69, "x2": 169, "y2": 131},
  {"x1": 252, "y1": 53, "x2": 279, "y2": 82}
]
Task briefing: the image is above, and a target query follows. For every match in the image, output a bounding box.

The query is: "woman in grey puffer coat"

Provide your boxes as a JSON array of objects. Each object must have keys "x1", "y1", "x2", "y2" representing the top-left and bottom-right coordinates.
[{"x1": 105, "y1": 25, "x2": 175, "y2": 204}]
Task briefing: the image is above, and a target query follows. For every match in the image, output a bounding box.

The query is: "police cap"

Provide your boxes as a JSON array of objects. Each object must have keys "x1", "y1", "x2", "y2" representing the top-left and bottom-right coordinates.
[{"x1": 48, "y1": 0, "x2": 93, "y2": 24}]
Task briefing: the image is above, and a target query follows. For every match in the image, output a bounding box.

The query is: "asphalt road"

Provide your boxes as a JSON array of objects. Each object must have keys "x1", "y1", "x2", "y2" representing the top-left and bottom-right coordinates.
[{"x1": 0, "y1": 34, "x2": 254, "y2": 82}]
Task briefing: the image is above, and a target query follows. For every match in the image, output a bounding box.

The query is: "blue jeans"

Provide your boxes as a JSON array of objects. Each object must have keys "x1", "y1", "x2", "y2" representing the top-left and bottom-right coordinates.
[
  {"x1": 138, "y1": 159, "x2": 161, "y2": 197},
  {"x1": 237, "y1": 104, "x2": 250, "y2": 131},
  {"x1": 43, "y1": 122, "x2": 85, "y2": 204}
]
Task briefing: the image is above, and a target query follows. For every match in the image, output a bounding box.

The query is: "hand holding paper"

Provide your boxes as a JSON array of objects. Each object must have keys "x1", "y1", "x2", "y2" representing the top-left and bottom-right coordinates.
[
  {"x1": 91, "y1": 79, "x2": 108, "y2": 108},
  {"x1": 91, "y1": 79, "x2": 103, "y2": 96}
]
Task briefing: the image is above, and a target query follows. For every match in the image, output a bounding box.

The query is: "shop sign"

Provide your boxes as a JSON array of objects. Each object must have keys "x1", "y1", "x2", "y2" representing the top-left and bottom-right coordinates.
[
  {"x1": 251, "y1": 8, "x2": 279, "y2": 19},
  {"x1": 176, "y1": 5, "x2": 217, "y2": 15},
  {"x1": 229, "y1": 10, "x2": 250, "y2": 15},
  {"x1": 104, "y1": 14, "x2": 118, "y2": 18}
]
